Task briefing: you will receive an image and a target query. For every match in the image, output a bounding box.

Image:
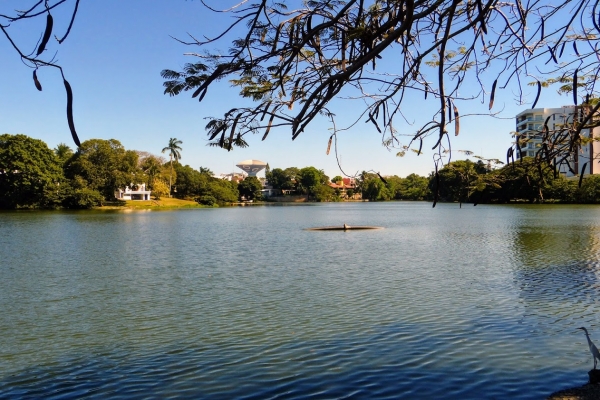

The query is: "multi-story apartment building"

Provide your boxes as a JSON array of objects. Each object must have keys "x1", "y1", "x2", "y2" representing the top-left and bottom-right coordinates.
[{"x1": 514, "y1": 106, "x2": 600, "y2": 177}]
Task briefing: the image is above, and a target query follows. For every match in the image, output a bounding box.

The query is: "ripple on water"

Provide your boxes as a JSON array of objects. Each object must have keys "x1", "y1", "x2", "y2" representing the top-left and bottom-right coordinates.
[{"x1": 1, "y1": 204, "x2": 600, "y2": 399}]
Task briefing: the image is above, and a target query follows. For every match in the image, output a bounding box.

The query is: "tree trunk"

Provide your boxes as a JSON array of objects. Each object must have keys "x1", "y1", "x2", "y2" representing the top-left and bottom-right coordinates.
[{"x1": 169, "y1": 154, "x2": 173, "y2": 198}]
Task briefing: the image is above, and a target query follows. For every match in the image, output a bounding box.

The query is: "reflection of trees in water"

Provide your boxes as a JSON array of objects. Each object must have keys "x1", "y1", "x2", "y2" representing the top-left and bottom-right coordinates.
[{"x1": 510, "y1": 219, "x2": 600, "y2": 307}]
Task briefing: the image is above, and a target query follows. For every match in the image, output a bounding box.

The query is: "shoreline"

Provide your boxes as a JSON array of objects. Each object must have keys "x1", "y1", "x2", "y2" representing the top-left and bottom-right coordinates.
[{"x1": 548, "y1": 383, "x2": 600, "y2": 399}]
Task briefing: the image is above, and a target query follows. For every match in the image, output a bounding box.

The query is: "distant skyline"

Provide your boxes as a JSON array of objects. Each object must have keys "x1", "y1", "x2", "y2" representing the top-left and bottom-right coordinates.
[{"x1": 1, "y1": 1, "x2": 576, "y2": 179}]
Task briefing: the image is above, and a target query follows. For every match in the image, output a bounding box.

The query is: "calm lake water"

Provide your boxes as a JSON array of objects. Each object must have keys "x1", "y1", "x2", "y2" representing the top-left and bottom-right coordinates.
[{"x1": 1, "y1": 202, "x2": 600, "y2": 399}]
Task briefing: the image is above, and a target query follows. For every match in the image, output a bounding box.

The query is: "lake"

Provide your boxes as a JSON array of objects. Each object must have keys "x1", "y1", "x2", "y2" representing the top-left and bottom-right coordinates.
[{"x1": 1, "y1": 202, "x2": 600, "y2": 399}]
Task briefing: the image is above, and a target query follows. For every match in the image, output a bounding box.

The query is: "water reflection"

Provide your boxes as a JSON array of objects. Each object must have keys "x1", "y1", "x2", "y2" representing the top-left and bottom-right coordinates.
[{"x1": 2, "y1": 204, "x2": 600, "y2": 399}]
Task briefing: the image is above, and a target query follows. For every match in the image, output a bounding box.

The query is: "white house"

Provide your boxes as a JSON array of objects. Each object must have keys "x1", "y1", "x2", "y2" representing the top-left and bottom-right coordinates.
[{"x1": 115, "y1": 183, "x2": 152, "y2": 201}]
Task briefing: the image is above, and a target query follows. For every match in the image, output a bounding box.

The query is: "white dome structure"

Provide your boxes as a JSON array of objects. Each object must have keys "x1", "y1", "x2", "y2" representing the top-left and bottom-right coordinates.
[{"x1": 236, "y1": 159, "x2": 267, "y2": 177}]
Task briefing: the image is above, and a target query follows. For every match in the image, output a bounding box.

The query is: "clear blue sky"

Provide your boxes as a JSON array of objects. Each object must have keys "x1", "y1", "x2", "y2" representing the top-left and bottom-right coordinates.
[{"x1": 0, "y1": 1, "x2": 573, "y2": 178}]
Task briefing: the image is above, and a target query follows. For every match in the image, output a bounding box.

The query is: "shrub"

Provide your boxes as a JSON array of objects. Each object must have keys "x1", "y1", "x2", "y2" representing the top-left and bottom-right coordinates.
[
  {"x1": 196, "y1": 195, "x2": 217, "y2": 206},
  {"x1": 63, "y1": 188, "x2": 104, "y2": 209}
]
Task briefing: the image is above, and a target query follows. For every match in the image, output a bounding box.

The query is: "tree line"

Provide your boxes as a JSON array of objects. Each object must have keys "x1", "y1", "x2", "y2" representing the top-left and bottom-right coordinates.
[
  {"x1": 265, "y1": 166, "x2": 430, "y2": 202},
  {"x1": 268, "y1": 159, "x2": 600, "y2": 205},
  {"x1": 3, "y1": 133, "x2": 600, "y2": 209},
  {"x1": 0, "y1": 134, "x2": 242, "y2": 209}
]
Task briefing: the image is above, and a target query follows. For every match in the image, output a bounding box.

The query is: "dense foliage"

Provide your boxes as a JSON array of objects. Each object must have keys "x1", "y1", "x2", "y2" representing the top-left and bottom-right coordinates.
[
  {"x1": 2, "y1": 133, "x2": 599, "y2": 209},
  {"x1": 0, "y1": 134, "x2": 63, "y2": 209},
  {"x1": 0, "y1": 134, "x2": 238, "y2": 209},
  {"x1": 238, "y1": 177, "x2": 263, "y2": 201},
  {"x1": 266, "y1": 165, "x2": 335, "y2": 201},
  {"x1": 430, "y1": 158, "x2": 600, "y2": 205},
  {"x1": 267, "y1": 158, "x2": 600, "y2": 205},
  {"x1": 65, "y1": 139, "x2": 141, "y2": 200}
]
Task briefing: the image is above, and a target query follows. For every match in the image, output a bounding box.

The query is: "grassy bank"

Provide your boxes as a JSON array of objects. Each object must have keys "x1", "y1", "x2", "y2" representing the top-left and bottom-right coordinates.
[{"x1": 99, "y1": 198, "x2": 205, "y2": 210}]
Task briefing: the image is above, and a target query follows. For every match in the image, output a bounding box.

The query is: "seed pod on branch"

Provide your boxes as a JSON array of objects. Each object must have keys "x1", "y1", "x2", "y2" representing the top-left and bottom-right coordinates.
[
  {"x1": 228, "y1": 113, "x2": 242, "y2": 151},
  {"x1": 559, "y1": 42, "x2": 566, "y2": 58},
  {"x1": 368, "y1": 114, "x2": 382, "y2": 133},
  {"x1": 547, "y1": 46, "x2": 558, "y2": 64},
  {"x1": 476, "y1": 0, "x2": 488, "y2": 34},
  {"x1": 326, "y1": 135, "x2": 333, "y2": 155},
  {"x1": 432, "y1": 169, "x2": 440, "y2": 208},
  {"x1": 63, "y1": 79, "x2": 81, "y2": 147},
  {"x1": 272, "y1": 23, "x2": 283, "y2": 53},
  {"x1": 37, "y1": 12, "x2": 54, "y2": 56},
  {"x1": 573, "y1": 68, "x2": 578, "y2": 105},
  {"x1": 453, "y1": 104, "x2": 460, "y2": 136},
  {"x1": 262, "y1": 114, "x2": 275, "y2": 141},
  {"x1": 33, "y1": 69, "x2": 42, "y2": 91},
  {"x1": 259, "y1": 101, "x2": 272, "y2": 121},
  {"x1": 489, "y1": 79, "x2": 497, "y2": 110},
  {"x1": 341, "y1": 30, "x2": 347, "y2": 71},
  {"x1": 579, "y1": 163, "x2": 587, "y2": 187},
  {"x1": 532, "y1": 80, "x2": 541, "y2": 109}
]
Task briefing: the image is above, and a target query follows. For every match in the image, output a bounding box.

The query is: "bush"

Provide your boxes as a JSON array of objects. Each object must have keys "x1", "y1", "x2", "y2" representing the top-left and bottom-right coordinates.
[
  {"x1": 62, "y1": 188, "x2": 104, "y2": 209},
  {"x1": 152, "y1": 178, "x2": 169, "y2": 200},
  {"x1": 196, "y1": 195, "x2": 217, "y2": 206}
]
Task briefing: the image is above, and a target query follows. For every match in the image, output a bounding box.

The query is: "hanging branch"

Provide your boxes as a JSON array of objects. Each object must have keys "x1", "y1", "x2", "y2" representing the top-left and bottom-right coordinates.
[{"x1": 1, "y1": 0, "x2": 82, "y2": 146}]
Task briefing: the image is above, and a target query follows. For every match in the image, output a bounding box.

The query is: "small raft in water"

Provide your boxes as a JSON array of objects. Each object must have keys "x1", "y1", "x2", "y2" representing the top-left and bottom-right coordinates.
[{"x1": 306, "y1": 224, "x2": 383, "y2": 231}]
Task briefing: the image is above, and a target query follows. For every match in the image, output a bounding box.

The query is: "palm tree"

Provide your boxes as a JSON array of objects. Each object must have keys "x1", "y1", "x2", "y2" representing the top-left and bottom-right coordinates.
[
  {"x1": 161, "y1": 138, "x2": 183, "y2": 197},
  {"x1": 54, "y1": 143, "x2": 73, "y2": 164},
  {"x1": 198, "y1": 166, "x2": 213, "y2": 176}
]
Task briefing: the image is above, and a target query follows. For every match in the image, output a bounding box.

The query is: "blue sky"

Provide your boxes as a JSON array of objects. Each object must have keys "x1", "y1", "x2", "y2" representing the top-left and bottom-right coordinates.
[{"x1": 0, "y1": 1, "x2": 574, "y2": 178}]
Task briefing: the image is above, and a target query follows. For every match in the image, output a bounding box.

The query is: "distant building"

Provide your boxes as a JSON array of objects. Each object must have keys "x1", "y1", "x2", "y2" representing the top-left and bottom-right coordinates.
[
  {"x1": 515, "y1": 106, "x2": 600, "y2": 177},
  {"x1": 115, "y1": 183, "x2": 151, "y2": 200},
  {"x1": 328, "y1": 177, "x2": 358, "y2": 199},
  {"x1": 236, "y1": 159, "x2": 267, "y2": 177},
  {"x1": 218, "y1": 172, "x2": 246, "y2": 182}
]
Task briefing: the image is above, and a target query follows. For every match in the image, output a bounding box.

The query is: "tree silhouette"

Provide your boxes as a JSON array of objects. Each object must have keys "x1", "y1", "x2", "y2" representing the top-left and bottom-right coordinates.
[{"x1": 160, "y1": 0, "x2": 599, "y2": 169}]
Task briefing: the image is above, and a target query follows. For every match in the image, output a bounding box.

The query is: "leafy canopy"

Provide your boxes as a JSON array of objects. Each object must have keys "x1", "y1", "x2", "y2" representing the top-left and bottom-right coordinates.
[{"x1": 158, "y1": 0, "x2": 600, "y2": 174}]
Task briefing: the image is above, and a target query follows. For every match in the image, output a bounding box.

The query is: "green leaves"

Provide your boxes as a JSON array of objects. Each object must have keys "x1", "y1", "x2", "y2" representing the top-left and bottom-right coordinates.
[
  {"x1": 161, "y1": 63, "x2": 210, "y2": 96},
  {"x1": 0, "y1": 134, "x2": 64, "y2": 209}
]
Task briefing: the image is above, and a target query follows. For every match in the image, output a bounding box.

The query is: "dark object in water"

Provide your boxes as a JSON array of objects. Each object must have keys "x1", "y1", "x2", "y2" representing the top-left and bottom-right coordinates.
[
  {"x1": 589, "y1": 369, "x2": 600, "y2": 384},
  {"x1": 306, "y1": 224, "x2": 382, "y2": 231}
]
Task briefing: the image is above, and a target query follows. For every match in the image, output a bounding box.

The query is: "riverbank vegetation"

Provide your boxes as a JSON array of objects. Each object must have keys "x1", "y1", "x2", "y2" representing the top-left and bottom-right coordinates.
[
  {"x1": 0, "y1": 134, "x2": 235, "y2": 209},
  {"x1": 3, "y1": 133, "x2": 600, "y2": 210},
  {"x1": 266, "y1": 159, "x2": 600, "y2": 205}
]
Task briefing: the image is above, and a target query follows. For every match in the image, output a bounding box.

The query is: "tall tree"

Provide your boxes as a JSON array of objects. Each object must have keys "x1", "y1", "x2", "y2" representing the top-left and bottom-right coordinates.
[
  {"x1": 238, "y1": 176, "x2": 263, "y2": 201},
  {"x1": 141, "y1": 155, "x2": 163, "y2": 190},
  {"x1": 64, "y1": 139, "x2": 140, "y2": 200},
  {"x1": 199, "y1": 166, "x2": 214, "y2": 176},
  {"x1": 0, "y1": 134, "x2": 64, "y2": 209},
  {"x1": 298, "y1": 167, "x2": 329, "y2": 198},
  {"x1": 54, "y1": 143, "x2": 73, "y2": 165},
  {"x1": 399, "y1": 174, "x2": 431, "y2": 201},
  {"x1": 161, "y1": 138, "x2": 183, "y2": 197}
]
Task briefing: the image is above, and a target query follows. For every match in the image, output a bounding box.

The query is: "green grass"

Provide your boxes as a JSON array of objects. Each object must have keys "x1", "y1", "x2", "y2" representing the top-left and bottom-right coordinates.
[{"x1": 99, "y1": 197, "x2": 205, "y2": 210}]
